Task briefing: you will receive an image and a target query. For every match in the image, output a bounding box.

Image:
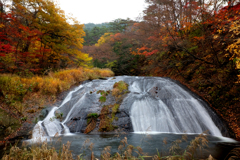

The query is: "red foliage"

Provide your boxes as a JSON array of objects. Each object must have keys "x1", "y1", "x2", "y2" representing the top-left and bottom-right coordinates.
[
  {"x1": 0, "y1": 43, "x2": 13, "y2": 54},
  {"x1": 221, "y1": 2, "x2": 240, "y2": 11},
  {"x1": 0, "y1": 11, "x2": 46, "y2": 72},
  {"x1": 146, "y1": 49, "x2": 158, "y2": 56}
]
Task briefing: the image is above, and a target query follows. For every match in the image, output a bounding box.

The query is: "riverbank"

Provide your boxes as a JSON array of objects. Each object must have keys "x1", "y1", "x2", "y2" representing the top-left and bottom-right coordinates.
[
  {"x1": 0, "y1": 67, "x2": 114, "y2": 145},
  {"x1": 1, "y1": 74, "x2": 240, "y2": 160}
]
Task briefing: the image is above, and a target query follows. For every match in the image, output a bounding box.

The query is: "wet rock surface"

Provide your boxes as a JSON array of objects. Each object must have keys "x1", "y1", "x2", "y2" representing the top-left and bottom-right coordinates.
[
  {"x1": 64, "y1": 83, "x2": 133, "y2": 133},
  {"x1": 12, "y1": 84, "x2": 81, "y2": 140},
  {"x1": 33, "y1": 76, "x2": 231, "y2": 138}
]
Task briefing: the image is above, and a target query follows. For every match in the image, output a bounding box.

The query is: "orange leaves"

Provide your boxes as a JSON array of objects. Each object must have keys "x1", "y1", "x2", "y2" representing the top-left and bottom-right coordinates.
[
  {"x1": 110, "y1": 33, "x2": 122, "y2": 42},
  {"x1": 131, "y1": 51, "x2": 138, "y2": 55},
  {"x1": 133, "y1": 46, "x2": 148, "y2": 56},
  {"x1": 131, "y1": 46, "x2": 158, "y2": 57},
  {"x1": 181, "y1": 21, "x2": 193, "y2": 32},
  {"x1": 147, "y1": 36, "x2": 158, "y2": 41},
  {"x1": 144, "y1": 49, "x2": 158, "y2": 56},
  {"x1": 18, "y1": 25, "x2": 30, "y2": 32},
  {"x1": 193, "y1": 36, "x2": 204, "y2": 41},
  {"x1": 219, "y1": 105, "x2": 240, "y2": 140},
  {"x1": 138, "y1": 46, "x2": 149, "y2": 51}
]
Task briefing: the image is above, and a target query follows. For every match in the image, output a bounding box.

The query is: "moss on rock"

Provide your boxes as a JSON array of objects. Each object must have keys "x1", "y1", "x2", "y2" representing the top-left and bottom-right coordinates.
[{"x1": 96, "y1": 81, "x2": 129, "y2": 133}]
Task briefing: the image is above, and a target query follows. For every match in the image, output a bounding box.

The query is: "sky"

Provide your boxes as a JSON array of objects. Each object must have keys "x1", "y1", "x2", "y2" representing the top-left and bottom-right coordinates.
[{"x1": 58, "y1": 0, "x2": 147, "y2": 24}]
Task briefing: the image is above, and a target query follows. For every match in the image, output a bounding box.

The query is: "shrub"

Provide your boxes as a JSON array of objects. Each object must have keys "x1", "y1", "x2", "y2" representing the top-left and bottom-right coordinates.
[
  {"x1": 112, "y1": 81, "x2": 128, "y2": 99},
  {"x1": 2, "y1": 142, "x2": 75, "y2": 160},
  {"x1": 87, "y1": 113, "x2": 99, "y2": 119},
  {"x1": 0, "y1": 67, "x2": 114, "y2": 142},
  {"x1": 0, "y1": 67, "x2": 114, "y2": 108}
]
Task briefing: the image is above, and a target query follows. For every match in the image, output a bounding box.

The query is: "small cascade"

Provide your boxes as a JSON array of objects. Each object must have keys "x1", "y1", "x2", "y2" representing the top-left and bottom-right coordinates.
[
  {"x1": 32, "y1": 121, "x2": 45, "y2": 141},
  {"x1": 32, "y1": 76, "x2": 228, "y2": 140},
  {"x1": 32, "y1": 84, "x2": 84, "y2": 140}
]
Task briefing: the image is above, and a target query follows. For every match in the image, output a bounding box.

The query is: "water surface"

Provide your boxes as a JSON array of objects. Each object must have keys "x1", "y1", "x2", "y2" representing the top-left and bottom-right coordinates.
[{"x1": 33, "y1": 133, "x2": 238, "y2": 159}]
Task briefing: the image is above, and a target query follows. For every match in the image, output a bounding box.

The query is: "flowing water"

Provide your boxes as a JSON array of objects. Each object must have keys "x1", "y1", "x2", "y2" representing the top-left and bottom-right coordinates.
[{"x1": 30, "y1": 76, "x2": 239, "y2": 159}]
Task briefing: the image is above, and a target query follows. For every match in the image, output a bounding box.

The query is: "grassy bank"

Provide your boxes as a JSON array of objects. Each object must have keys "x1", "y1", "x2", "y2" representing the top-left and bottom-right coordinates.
[{"x1": 0, "y1": 67, "x2": 114, "y2": 143}]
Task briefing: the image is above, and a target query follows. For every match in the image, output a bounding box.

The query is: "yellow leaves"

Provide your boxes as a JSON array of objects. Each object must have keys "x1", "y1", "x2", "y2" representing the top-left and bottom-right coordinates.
[
  {"x1": 213, "y1": 35, "x2": 219, "y2": 39},
  {"x1": 217, "y1": 29, "x2": 222, "y2": 33},
  {"x1": 236, "y1": 60, "x2": 240, "y2": 69},
  {"x1": 215, "y1": 19, "x2": 240, "y2": 83},
  {"x1": 181, "y1": 21, "x2": 193, "y2": 32},
  {"x1": 95, "y1": 33, "x2": 113, "y2": 46},
  {"x1": 236, "y1": 75, "x2": 240, "y2": 83},
  {"x1": 131, "y1": 51, "x2": 137, "y2": 55},
  {"x1": 74, "y1": 51, "x2": 92, "y2": 67},
  {"x1": 224, "y1": 19, "x2": 240, "y2": 68},
  {"x1": 226, "y1": 38, "x2": 240, "y2": 61},
  {"x1": 224, "y1": 53, "x2": 229, "y2": 57},
  {"x1": 229, "y1": 20, "x2": 240, "y2": 34},
  {"x1": 175, "y1": 63, "x2": 181, "y2": 67},
  {"x1": 204, "y1": 54, "x2": 212, "y2": 60},
  {"x1": 0, "y1": 52, "x2": 16, "y2": 69},
  {"x1": 0, "y1": 24, "x2": 5, "y2": 28}
]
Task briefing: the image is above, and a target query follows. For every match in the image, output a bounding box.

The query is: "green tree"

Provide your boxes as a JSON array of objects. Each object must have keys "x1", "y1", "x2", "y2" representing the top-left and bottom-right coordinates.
[{"x1": 108, "y1": 18, "x2": 134, "y2": 33}]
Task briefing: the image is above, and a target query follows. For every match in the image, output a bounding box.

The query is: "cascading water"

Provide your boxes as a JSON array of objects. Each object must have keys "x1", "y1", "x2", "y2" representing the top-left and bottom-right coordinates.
[
  {"x1": 32, "y1": 84, "x2": 85, "y2": 140},
  {"x1": 32, "y1": 76, "x2": 228, "y2": 140},
  {"x1": 129, "y1": 78, "x2": 222, "y2": 136}
]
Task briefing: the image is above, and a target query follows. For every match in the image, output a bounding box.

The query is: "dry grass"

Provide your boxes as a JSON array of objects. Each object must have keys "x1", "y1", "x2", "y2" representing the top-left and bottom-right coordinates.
[
  {"x1": 0, "y1": 67, "x2": 114, "y2": 113},
  {"x1": 83, "y1": 68, "x2": 114, "y2": 80},
  {"x1": 0, "y1": 67, "x2": 114, "y2": 143},
  {"x1": 2, "y1": 133, "x2": 212, "y2": 160},
  {"x1": 2, "y1": 141, "x2": 76, "y2": 160},
  {"x1": 112, "y1": 81, "x2": 129, "y2": 100}
]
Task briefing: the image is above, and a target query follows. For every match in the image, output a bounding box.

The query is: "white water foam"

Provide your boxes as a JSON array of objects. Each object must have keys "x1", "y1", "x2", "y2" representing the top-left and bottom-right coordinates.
[
  {"x1": 32, "y1": 76, "x2": 228, "y2": 141},
  {"x1": 31, "y1": 84, "x2": 84, "y2": 141},
  {"x1": 129, "y1": 78, "x2": 223, "y2": 137}
]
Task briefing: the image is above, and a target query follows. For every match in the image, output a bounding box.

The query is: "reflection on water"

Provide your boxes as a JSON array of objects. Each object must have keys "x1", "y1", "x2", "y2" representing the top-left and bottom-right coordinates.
[{"x1": 31, "y1": 133, "x2": 239, "y2": 160}]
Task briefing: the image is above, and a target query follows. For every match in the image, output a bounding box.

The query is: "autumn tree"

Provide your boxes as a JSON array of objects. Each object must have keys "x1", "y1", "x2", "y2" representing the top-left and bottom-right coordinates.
[
  {"x1": 82, "y1": 32, "x2": 115, "y2": 68},
  {"x1": 0, "y1": 0, "x2": 91, "y2": 73},
  {"x1": 83, "y1": 23, "x2": 110, "y2": 46}
]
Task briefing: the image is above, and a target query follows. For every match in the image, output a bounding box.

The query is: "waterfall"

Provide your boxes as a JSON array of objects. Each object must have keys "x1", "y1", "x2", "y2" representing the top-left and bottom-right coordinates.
[
  {"x1": 32, "y1": 84, "x2": 85, "y2": 139},
  {"x1": 129, "y1": 78, "x2": 222, "y2": 136},
  {"x1": 32, "y1": 76, "x2": 227, "y2": 140}
]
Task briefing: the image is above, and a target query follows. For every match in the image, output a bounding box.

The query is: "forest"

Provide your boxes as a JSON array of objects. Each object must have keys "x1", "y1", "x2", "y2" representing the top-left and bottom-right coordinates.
[
  {"x1": 82, "y1": 0, "x2": 240, "y2": 141},
  {"x1": 0, "y1": 0, "x2": 92, "y2": 73},
  {"x1": 0, "y1": 0, "x2": 240, "y2": 159}
]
